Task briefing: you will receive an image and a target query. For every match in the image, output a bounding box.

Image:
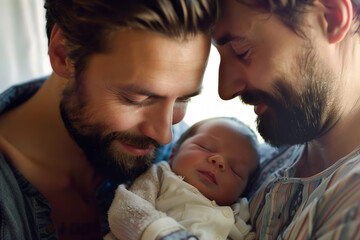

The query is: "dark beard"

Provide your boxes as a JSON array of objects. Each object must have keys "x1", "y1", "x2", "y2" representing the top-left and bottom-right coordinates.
[
  {"x1": 241, "y1": 43, "x2": 337, "y2": 147},
  {"x1": 59, "y1": 82, "x2": 159, "y2": 182}
]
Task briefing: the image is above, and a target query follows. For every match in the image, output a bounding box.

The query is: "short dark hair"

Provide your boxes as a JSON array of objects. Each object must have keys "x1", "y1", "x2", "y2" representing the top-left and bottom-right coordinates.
[
  {"x1": 234, "y1": 0, "x2": 360, "y2": 37},
  {"x1": 44, "y1": 0, "x2": 219, "y2": 78},
  {"x1": 173, "y1": 117, "x2": 260, "y2": 160}
]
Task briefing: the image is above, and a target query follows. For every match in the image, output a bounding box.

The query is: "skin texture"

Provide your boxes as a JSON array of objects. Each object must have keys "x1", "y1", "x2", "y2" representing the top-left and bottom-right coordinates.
[
  {"x1": 59, "y1": 29, "x2": 211, "y2": 181},
  {"x1": 212, "y1": 0, "x2": 360, "y2": 176},
  {"x1": 211, "y1": 2, "x2": 360, "y2": 239},
  {"x1": 169, "y1": 118, "x2": 259, "y2": 206},
  {"x1": 212, "y1": 0, "x2": 340, "y2": 147},
  {"x1": 214, "y1": 0, "x2": 360, "y2": 239},
  {"x1": 0, "y1": 28, "x2": 211, "y2": 240}
]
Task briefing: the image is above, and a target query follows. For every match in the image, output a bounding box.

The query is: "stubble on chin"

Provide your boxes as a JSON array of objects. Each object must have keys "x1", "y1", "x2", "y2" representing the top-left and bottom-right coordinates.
[
  {"x1": 59, "y1": 81, "x2": 158, "y2": 182},
  {"x1": 250, "y1": 43, "x2": 338, "y2": 147}
]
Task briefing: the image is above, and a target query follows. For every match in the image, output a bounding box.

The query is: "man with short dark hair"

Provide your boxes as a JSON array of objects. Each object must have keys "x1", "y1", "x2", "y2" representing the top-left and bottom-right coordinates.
[
  {"x1": 0, "y1": 1, "x2": 219, "y2": 239},
  {"x1": 212, "y1": 0, "x2": 360, "y2": 239}
]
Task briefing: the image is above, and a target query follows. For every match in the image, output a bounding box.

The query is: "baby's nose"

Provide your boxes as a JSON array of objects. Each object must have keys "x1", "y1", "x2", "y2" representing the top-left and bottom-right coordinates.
[{"x1": 208, "y1": 155, "x2": 226, "y2": 171}]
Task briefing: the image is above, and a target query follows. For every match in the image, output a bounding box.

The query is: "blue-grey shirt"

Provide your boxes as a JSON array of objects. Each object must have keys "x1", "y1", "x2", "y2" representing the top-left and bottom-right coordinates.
[{"x1": 0, "y1": 78, "x2": 193, "y2": 240}]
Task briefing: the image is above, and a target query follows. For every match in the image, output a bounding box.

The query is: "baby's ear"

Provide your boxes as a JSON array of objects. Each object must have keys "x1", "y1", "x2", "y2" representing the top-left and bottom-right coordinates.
[{"x1": 168, "y1": 147, "x2": 177, "y2": 166}]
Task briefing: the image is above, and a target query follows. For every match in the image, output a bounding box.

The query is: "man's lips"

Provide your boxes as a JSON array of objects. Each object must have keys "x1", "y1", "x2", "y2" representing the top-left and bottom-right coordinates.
[
  {"x1": 198, "y1": 170, "x2": 217, "y2": 185},
  {"x1": 240, "y1": 92, "x2": 269, "y2": 116},
  {"x1": 119, "y1": 141, "x2": 155, "y2": 156},
  {"x1": 254, "y1": 103, "x2": 267, "y2": 115}
]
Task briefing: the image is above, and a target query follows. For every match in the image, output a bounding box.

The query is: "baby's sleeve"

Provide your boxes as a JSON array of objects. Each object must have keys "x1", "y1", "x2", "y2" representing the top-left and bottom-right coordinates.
[{"x1": 229, "y1": 198, "x2": 255, "y2": 240}]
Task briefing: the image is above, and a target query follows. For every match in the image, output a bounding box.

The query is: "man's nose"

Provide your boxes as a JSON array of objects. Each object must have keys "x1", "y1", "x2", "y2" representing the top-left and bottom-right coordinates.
[
  {"x1": 140, "y1": 102, "x2": 176, "y2": 146},
  {"x1": 208, "y1": 154, "x2": 226, "y2": 171},
  {"x1": 217, "y1": 47, "x2": 247, "y2": 100}
]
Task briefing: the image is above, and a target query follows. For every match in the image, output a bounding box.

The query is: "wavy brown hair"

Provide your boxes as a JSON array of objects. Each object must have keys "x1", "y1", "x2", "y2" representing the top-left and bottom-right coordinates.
[
  {"x1": 234, "y1": 0, "x2": 360, "y2": 37},
  {"x1": 44, "y1": 0, "x2": 219, "y2": 78}
]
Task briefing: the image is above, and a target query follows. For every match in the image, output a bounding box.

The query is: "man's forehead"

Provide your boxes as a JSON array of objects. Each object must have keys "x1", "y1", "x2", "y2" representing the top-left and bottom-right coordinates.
[{"x1": 213, "y1": 0, "x2": 273, "y2": 43}]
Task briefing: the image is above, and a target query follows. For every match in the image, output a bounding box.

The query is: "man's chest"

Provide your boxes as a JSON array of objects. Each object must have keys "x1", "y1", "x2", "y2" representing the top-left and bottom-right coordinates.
[
  {"x1": 249, "y1": 177, "x2": 321, "y2": 239},
  {"x1": 49, "y1": 192, "x2": 103, "y2": 240}
]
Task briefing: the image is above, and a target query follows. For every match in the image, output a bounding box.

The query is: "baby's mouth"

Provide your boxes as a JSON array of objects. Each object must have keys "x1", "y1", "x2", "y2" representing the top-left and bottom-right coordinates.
[{"x1": 198, "y1": 170, "x2": 217, "y2": 185}]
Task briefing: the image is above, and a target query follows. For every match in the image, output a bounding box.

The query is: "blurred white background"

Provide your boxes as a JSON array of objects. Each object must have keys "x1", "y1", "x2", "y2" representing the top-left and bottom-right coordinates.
[
  {"x1": 0, "y1": 0, "x2": 51, "y2": 93},
  {"x1": 0, "y1": 0, "x2": 262, "y2": 142},
  {"x1": 183, "y1": 47, "x2": 261, "y2": 142}
]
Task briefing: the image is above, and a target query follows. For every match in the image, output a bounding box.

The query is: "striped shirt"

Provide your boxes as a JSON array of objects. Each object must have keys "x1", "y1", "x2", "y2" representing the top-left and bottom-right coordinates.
[{"x1": 249, "y1": 144, "x2": 360, "y2": 239}]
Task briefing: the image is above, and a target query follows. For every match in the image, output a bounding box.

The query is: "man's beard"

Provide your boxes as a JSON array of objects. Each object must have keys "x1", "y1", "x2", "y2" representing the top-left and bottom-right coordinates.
[
  {"x1": 241, "y1": 42, "x2": 338, "y2": 147},
  {"x1": 59, "y1": 81, "x2": 159, "y2": 182}
]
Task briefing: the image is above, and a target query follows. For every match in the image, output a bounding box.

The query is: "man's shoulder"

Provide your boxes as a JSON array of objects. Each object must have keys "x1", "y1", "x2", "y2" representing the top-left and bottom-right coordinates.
[
  {"x1": 0, "y1": 77, "x2": 47, "y2": 114},
  {"x1": 0, "y1": 152, "x2": 38, "y2": 239},
  {"x1": 0, "y1": 152, "x2": 18, "y2": 187},
  {"x1": 0, "y1": 152, "x2": 40, "y2": 202},
  {"x1": 328, "y1": 146, "x2": 360, "y2": 187},
  {"x1": 281, "y1": 146, "x2": 360, "y2": 239},
  {"x1": 245, "y1": 144, "x2": 303, "y2": 198}
]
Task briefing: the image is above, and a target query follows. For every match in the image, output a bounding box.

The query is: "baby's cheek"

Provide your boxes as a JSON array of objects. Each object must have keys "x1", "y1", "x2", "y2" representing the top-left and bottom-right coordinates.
[
  {"x1": 232, "y1": 179, "x2": 245, "y2": 198},
  {"x1": 224, "y1": 180, "x2": 241, "y2": 198}
]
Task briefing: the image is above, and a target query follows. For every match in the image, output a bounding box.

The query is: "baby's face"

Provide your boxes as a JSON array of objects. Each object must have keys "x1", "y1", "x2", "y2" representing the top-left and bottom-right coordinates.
[{"x1": 170, "y1": 119, "x2": 259, "y2": 206}]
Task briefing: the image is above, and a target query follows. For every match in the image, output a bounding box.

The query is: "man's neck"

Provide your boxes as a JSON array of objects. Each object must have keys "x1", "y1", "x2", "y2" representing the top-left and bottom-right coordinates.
[
  {"x1": 296, "y1": 105, "x2": 360, "y2": 178},
  {"x1": 0, "y1": 73, "x2": 101, "y2": 195}
]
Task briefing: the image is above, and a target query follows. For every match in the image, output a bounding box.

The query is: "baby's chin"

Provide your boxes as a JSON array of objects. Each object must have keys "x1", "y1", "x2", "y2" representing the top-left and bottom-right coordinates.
[{"x1": 212, "y1": 193, "x2": 240, "y2": 206}]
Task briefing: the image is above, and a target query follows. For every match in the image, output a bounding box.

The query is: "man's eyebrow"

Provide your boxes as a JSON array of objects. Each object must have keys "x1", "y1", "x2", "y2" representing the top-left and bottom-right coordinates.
[
  {"x1": 118, "y1": 85, "x2": 155, "y2": 96},
  {"x1": 212, "y1": 33, "x2": 246, "y2": 46},
  {"x1": 118, "y1": 85, "x2": 202, "y2": 99},
  {"x1": 178, "y1": 87, "x2": 203, "y2": 100}
]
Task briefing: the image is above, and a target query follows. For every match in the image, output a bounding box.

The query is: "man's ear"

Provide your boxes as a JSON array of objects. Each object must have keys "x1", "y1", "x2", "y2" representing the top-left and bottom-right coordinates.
[
  {"x1": 319, "y1": 0, "x2": 353, "y2": 43},
  {"x1": 48, "y1": 24, "x2": 73, "y2": 78}
]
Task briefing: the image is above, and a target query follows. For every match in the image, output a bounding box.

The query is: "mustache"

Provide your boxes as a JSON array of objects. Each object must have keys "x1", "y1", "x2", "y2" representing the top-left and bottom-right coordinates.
[
  {"x1": 240, "y1": 89, "x2": 278, "y2": 107},
  {"x1": 104, "y1": 131, "x2": 160, "y2": 149}
]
